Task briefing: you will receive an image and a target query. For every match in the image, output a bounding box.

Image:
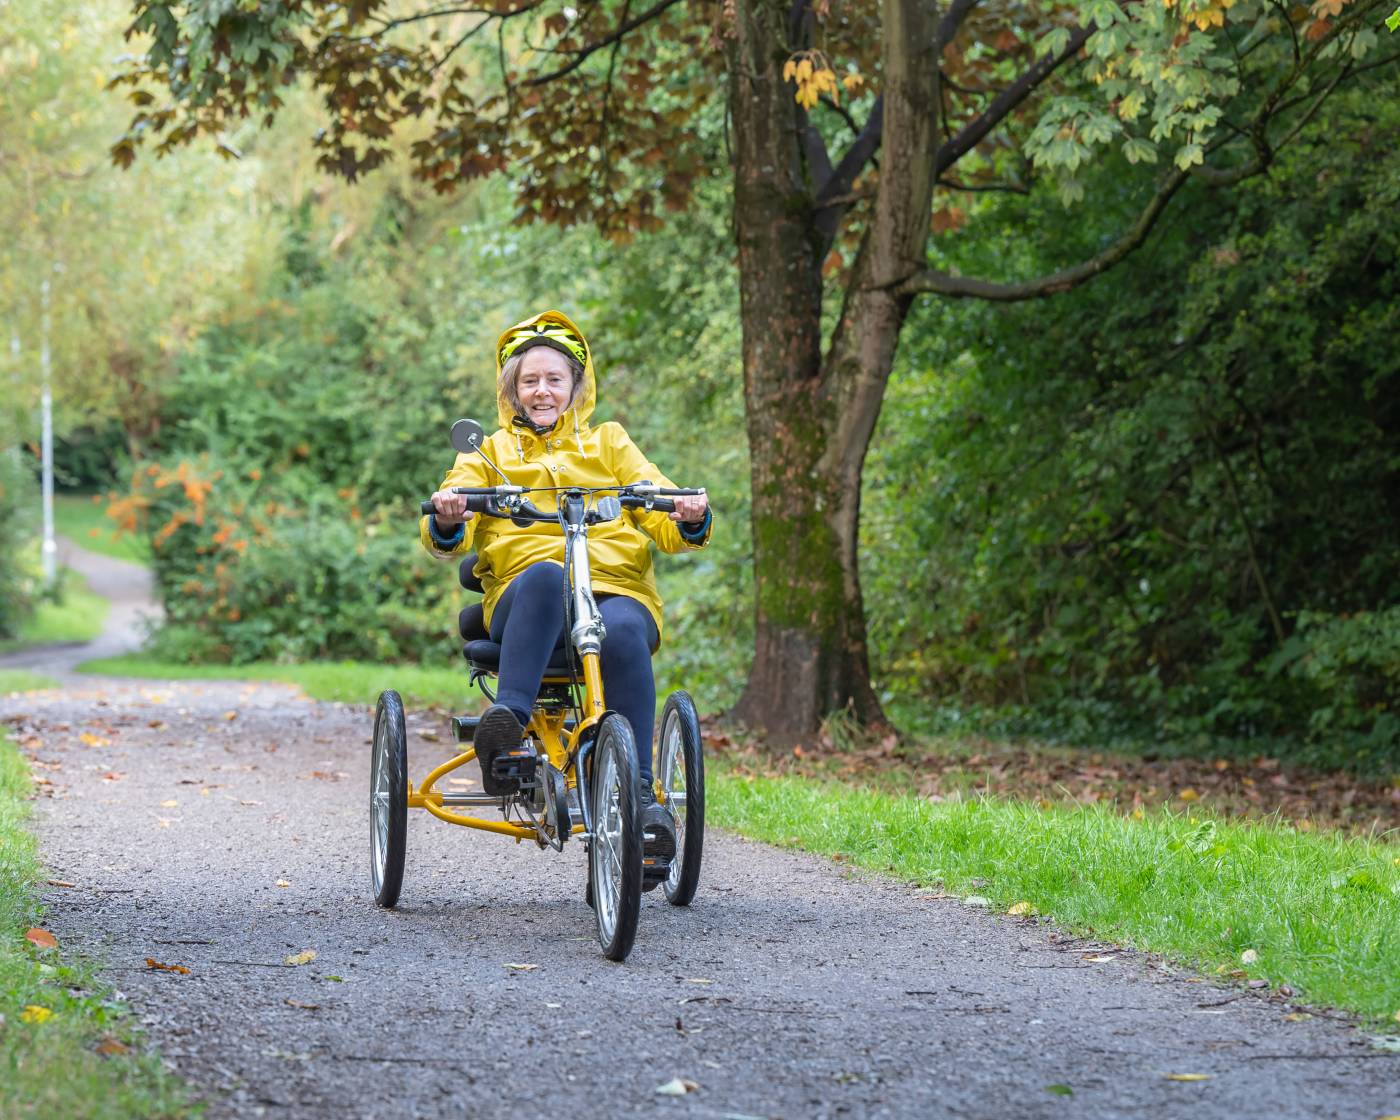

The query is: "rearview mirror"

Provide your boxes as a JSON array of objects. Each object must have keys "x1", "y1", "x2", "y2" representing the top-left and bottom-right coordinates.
[{"x1": 451, "y1": 418, "x2": 485, "y2": 454}]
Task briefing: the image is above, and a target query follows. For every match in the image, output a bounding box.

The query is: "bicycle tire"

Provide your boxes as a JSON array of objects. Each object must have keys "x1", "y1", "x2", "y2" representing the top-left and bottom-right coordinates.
[
  {"x1": 588, "y1": 714, "x2": 642, "y2": 961},
  {"x1": 657, "y1": 691, "x2": 705, "y2": 906},
  {"x1": 370, "y1": 689, "x2": 408, "y2": 908}
]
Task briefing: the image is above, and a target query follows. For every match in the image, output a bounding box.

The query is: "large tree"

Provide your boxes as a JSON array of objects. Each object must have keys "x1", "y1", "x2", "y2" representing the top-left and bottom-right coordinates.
[{"x1": 111, "y1": 0, "x2": 1396, "y2": 740}]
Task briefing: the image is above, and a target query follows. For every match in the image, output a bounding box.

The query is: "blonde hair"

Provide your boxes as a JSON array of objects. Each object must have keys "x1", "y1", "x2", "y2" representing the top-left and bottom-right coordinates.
[{"x1": 498, "y1": 348, "x2": 585, "y2": 419}]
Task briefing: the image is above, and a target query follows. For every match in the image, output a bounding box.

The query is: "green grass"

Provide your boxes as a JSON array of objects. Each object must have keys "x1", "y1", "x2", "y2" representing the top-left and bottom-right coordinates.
[
  {"x1": 0, "y1": 569, "x2": 108, "y2": 654},
  {"x1": 78, "y1": 655, "x2": 471, "y2": 709},
  {"x1": 0, "y1": 731, "x2": 193, "y2": 1118},
  {"x1": 53, "y1": 493, "x2": 151, "y2": 564},
  {"x1": 0, "y1": 670, "x2": 60, "y2": 692},
  {"x1": 709, "y1": 768, "x2": 1400, "y2": 1020}
]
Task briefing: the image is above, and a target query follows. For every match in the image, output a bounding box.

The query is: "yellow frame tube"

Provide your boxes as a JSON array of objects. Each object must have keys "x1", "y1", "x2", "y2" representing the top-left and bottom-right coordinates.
[{"x1": 404, "y1": 650, "x2": 607, "y2": 839}]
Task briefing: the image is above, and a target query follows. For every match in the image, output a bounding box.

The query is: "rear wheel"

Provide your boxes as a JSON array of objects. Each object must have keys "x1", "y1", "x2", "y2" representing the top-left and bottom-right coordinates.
[
  {"x1": 657, "y1": 691, "x2": 704, "y2": 906},
  {"x1": 370, "y1": 690, "x2": 408, "y2": 908},
  {"x1": 588, "y1": 715, "x2": 642, "y2": 961}
]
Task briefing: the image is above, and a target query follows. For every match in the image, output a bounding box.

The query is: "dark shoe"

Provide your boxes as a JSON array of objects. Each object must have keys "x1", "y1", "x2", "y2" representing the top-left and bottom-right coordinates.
[
  {"x1": 639, "y1": 785, "x2": 676, "y2": 890},
  {"x1": 474, "y1": 705, "x2": 530, "y2": 796}
]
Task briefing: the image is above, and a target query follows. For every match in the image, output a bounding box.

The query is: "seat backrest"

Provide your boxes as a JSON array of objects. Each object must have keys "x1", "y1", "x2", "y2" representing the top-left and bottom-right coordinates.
[{"x1": 459, "y1": 552, "x2": 484, "y2": 594}]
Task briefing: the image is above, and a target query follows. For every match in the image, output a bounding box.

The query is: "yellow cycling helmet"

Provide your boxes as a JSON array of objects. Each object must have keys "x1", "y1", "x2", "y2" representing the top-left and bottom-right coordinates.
[{"x1": 498, "y1": 321, "x2": 587, "y2": 368}]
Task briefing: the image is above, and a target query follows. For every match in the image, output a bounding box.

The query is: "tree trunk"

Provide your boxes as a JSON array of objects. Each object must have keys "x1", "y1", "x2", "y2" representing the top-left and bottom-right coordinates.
[
  {"x1": 725, "y1": 0, "x2": 880, "y2": 742},
  {"x1": 726, "y1": 0, "x2": 939, "y2": 744}
]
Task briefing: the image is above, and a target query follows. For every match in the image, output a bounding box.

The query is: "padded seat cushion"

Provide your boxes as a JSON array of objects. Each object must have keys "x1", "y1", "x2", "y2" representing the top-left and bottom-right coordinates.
[{"x1": 463, "y1": 640, "x2": 573, "y2": 674}]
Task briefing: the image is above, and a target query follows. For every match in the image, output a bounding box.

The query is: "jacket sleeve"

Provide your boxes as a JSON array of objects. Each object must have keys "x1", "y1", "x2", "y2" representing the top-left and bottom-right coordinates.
[
  {"x1": 603, "y1": 423, "x2": 713, "y2": 554},
  {"x1": 418, "y1": 451, "x2": 491, "y2": 559}
]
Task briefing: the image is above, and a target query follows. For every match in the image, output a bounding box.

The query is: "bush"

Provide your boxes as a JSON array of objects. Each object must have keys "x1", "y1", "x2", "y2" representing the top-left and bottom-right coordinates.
[
  {"x1": 112, "y1": 456, "x2": 458, "y2": 664},
  {"x1": 0, "y1": 450, "x2": 38, "y2": 639}
]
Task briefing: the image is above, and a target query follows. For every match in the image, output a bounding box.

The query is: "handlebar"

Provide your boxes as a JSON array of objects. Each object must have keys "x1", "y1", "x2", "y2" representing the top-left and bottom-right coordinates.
[{"x1": 421, "y1": 483, "x2": 695, "y2": 521}]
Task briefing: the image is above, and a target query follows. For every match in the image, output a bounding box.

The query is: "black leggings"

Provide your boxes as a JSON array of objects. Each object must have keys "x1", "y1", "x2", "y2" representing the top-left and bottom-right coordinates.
[{"x1": 490, "y1": 562, "x2": 660, "y2": 781}]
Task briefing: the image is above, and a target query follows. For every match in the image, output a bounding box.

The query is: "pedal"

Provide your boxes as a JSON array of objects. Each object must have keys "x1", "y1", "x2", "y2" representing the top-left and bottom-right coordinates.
[
  {"x1": 641, "y1": 855, "x2": 672, "y2": 891},
  {"x1": 451, "y1": 715, "x2": 479, "y2": 743},
  {"x1": 491, "y1": 745, "x2": 538, "y2": 788}
]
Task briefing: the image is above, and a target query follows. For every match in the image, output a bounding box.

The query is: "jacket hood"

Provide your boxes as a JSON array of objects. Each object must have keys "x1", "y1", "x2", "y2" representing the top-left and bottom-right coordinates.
[{"x1": 494, "y1": 309, "x2": 596, "y2": 434}]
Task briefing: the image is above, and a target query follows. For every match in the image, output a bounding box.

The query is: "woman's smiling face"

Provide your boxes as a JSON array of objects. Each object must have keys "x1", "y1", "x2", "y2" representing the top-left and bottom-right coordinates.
[{"x1": 515, "y1": 347, "x2": 575, "y2": 428}]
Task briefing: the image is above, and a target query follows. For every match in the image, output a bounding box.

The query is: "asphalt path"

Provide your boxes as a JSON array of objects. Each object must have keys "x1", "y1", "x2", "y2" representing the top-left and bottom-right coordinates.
[{"x1": 3, "y1": 543, "x2": 1397, "y2": 1119}]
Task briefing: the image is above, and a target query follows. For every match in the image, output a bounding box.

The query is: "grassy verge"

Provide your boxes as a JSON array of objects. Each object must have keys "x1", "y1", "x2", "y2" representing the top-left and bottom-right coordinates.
[
  {"x1": 0, "y1": 568, "x2": 108, "y2": 654},
  {"x1": 78, "y1": 654, "x2": 469, "y2": 709},
  {"x1": 0, "y1": 670, "x2": 60, "y2": 693},
  {"x1": 709, "y1": 766, "x2": 1400, "y2": 1020},
  {"x1": 53, "y1": 493, "x2": 151, "y2": 564},
  {"x1": 0, "y1": 731, "x2": 192, "y2": 1118}
]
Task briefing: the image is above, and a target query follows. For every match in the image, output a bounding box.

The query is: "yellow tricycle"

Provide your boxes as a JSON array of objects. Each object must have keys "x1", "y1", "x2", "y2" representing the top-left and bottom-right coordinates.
[{"x1": 369, "y1": 419, "x2": 705, "y2": 961}]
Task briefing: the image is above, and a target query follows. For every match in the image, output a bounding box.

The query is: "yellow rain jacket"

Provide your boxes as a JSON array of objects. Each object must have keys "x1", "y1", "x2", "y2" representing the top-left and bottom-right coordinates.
[{"x1": 419, "y1": 310, "x2": 712, "y2": 643}]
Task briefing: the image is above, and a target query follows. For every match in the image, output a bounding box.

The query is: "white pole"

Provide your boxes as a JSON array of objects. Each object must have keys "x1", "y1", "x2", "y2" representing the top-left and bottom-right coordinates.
[{"x1": 40, "y1": 276, "x2": 56, "y2": 588}]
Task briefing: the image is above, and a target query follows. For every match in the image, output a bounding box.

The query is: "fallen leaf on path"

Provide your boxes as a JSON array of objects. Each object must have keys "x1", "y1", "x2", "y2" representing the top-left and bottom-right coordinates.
[
  {"x1": 45, "y1": 879, "x2": 75, "y2": 889},
  {"x1": 963, "y1": 895, "x2": 991, "y2": 908},
  {"x1": 156, "y1": 819, "x2": 172, "y2": 829},
  {"x1": 418, "y1": 730, "x2": 440, "y2": 742},
  {"x1": 79, "y1": 733, "x2": 110, "y2": 747},
  {"x1": 1083, "y1": 955, "x2": 1116, "y2": 963},
  {"x1": 238, "y1": 800, "x2": 263, "y2": 807},
  {"x1": 545, "y1": 1002, "x2": 562, "y2": 1009},
  {"x1": 160, "y1": 799, "x2": 179, "y2": 808},
  {"x1": 223, "y1": 711, "x2": 238, "y2": 721},
  {"x1": 275, "y1": 880, "x2": 291, "y2": 888},
  {"x1": 654, "y1": 1078, "x2": 699, "y2": 1096},
  {"x1": 1283, "y1": 1013, "x2": 1312, "y2": 1022},
  {"x1": 1178, "y1": 789, "x2": 1200, "y2": 802},
  {"x1": 683, "y1": 977, "x2": 713, "y2": 984},
  {"x1": 24, "y1": 928, "x2": 57, "y2": 950},
  {"x1": 102, "y1": 772, "x2": 124, "y2": 782},
  {"x1": 148, "y1": 720, "x2": 169, "y2": 729},
  {"x1": 145, "y1": 959, "x2": 190, "y2": 974},
  {"x1": 21, "y1": 1005, "x2": 53, "y2": 1024},
  {"x1": 1164, "y1": 1073, "x2": 1211, "y2": 1081},
  {"x1": 1008, "y1": 901, "x2": 1036, "y2": 916},
  {"x1": 285, "y1": 950, "x2": 317, "y2": 966},
  {"x1": 504, "y1": 962, "x2": 538, "y2": 971},
  {"x1": 1045, "y1": 1084, "x2": 1073, "y2": 1097},
  {"x1": 321, "y1": 975, "x2": 344, "y2": 982},
  {"x1": 284, "y1": 999, "x2": 319, "y2": 1010},
  {"x1": 94, "y1": 1038, "x2": 131, "y2": 1056}
]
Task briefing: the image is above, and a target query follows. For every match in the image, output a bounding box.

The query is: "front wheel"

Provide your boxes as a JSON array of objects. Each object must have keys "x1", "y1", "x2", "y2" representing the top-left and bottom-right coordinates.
[
  {"x1": 588, "y1": 715, "x2": 642, "y2": 961},
  {"x1": 656, "y1": 691, "x2": 705, "y2": 906},
  {"x1": 370, "y1": 690, "x2": 408, "y2": 908}
]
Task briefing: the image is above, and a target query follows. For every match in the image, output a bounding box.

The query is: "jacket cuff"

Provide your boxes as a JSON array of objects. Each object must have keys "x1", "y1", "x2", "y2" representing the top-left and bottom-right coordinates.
[
  {"x1": 428, "y1": 515, "x2": 466, "y2": 550},
  {"x1": 678, "y1": 508, "x2": 712, "y2": 544}
]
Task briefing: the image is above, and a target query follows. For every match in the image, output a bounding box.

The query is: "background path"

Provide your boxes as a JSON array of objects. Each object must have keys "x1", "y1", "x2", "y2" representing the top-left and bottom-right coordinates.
[
  {"x1": 0, "y1": 534, "x2": 160, "y2": 681},
  {"x1": 2, "y1": 549, "x2": 1397, "y2": 1118}
]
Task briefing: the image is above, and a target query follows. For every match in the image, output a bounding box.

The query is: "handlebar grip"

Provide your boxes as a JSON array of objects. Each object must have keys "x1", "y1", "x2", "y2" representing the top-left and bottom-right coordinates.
[
  {"x1": 420, "y1": 493, "x2": 495, "y2": 516},
  {"x1": 656, "y1": 487, "x2": 704, "y2": 497},
  {"x1": 652, "y1": 497, "x2": 676, "y2": 513}
]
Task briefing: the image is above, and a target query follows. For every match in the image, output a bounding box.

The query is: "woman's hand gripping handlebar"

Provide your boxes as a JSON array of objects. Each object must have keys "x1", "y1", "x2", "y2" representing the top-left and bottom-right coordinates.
[{"x1": 421, "y1": 485, "x2": 522, "y2": 525}]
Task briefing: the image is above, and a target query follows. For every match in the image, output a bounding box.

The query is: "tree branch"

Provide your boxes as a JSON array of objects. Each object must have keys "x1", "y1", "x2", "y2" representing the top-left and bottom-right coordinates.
[
  {"x1": 526, "y1": 0, "x2": 685, "y2": 85},
  {"x1": 899, "y1": 166, "x2": 1190, "y2": 301},
  {"x1": 933, "y1": 23, "x2": 1094, "y2": 177}
]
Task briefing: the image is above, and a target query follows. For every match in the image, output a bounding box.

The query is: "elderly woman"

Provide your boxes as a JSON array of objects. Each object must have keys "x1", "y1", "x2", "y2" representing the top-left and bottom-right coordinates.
[{"x1": 421, "y1": 310, "x2": 711, "y2": 862}]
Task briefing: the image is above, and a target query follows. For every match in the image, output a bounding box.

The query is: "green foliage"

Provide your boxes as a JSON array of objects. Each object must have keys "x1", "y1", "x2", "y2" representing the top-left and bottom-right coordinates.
[
  {"x1": 711, "y1": 768, "x2": 1400, "y2": 1018},
  {"x1": 866, "y1": 89, "x2": 1400, "y2": 769}
]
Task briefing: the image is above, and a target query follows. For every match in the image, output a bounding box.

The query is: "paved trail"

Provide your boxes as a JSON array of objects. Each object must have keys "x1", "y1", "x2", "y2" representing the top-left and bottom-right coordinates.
[{"x1": 3, "y1": 544, "x2": 1397, "y2": 1119}]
